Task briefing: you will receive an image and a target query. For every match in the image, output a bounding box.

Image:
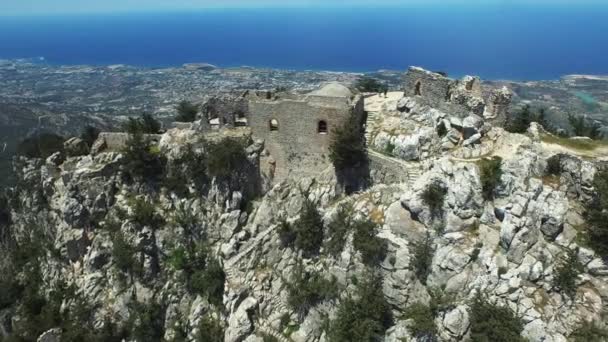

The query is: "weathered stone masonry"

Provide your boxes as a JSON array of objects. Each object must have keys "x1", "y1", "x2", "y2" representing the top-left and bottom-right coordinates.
[{"x1": 248, "y1": 83, "x2": 364, "y2": 182}]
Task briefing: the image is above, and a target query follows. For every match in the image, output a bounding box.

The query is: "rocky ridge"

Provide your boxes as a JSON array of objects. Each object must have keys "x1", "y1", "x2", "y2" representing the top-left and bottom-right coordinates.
[{"x1": 1, "y1": 92, "x2": 607, "y2": 342}]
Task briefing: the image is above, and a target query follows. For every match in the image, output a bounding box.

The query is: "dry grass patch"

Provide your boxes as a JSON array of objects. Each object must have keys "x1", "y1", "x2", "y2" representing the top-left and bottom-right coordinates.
[{"x1": 541, "y1": 133, "x2": 608, "y2": 151}]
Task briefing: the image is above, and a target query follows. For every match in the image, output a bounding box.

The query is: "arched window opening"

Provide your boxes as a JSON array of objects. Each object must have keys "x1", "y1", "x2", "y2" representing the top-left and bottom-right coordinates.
[
  {"x1": 269, "y1": 119, "x2": 279, "y2": 131},
  {"x1": 414, "y1": 81, "x2": 422, "y2": 96},
  {"x1": 318, "y1": 120, "x2": 328, "y2": 134}
]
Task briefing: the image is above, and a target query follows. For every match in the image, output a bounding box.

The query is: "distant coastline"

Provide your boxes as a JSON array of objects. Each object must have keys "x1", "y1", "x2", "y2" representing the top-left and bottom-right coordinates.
[
  {"x1": 1, "y1": 8, "x2": 607, "y2": 81},
  {"x1": 4, "y1": 57, "x2": 608, "y2": 84}
]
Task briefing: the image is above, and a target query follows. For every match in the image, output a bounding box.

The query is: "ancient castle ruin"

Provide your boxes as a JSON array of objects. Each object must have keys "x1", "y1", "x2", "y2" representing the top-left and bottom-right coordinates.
[
  {"x1": 248, "y1": 83, "x2": 364, "y2": 181},
  {"x1": 402, "y1": 66, "x2": 512, "y2": 124},
  {"x1": 90, "y1": 67, "x2": 513, "y2": 186}
]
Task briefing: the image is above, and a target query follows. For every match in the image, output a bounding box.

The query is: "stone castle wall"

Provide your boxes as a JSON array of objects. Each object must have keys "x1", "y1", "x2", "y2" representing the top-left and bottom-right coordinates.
[
  {"x1": 248, "y1": 95, "x2": 364, "y2": 181},
  {"x1": 403, "y1": 67, "x2": 452, "y2": 109},
  {"x1": 92, "y1": 132, "x2": 163, "y2": 154},
  {"x1": 402, "y1": 67, "x2": 489, "y2": 117}
]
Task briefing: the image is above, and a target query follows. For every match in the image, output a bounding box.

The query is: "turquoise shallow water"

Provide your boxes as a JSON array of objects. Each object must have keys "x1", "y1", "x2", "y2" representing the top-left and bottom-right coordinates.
[{"x1": 0, "y1": 6, "x2": 607, "y2": 80}]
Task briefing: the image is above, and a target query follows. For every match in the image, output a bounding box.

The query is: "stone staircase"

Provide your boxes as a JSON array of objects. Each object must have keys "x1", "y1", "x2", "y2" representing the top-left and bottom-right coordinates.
[
  {"x1": 405, "y1": 164, "x2": 422, "y2": 187},
  {"x1": 225, "y1": 226, "x2": 276, "y2": 269},
  {"x1": 256, "y1": 323, "x2": 291, "y2": 342},
  {"x1": 364, "y1": 111, "x2": 378, "y2": 144},
  {"x1": 253, "y1": 293, "x2": 292, "y2": 341},
  {"x1": 368, "y1": 150, "x2": 423, "y2": 188}
]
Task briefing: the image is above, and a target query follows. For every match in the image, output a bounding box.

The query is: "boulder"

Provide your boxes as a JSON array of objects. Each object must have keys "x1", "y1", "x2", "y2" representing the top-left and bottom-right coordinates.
[
  {"x1": 462, "y1": 133, "x2": 481, "y2": 146},
  {"x1": 462, "y1": 114, "x2": 483, "y2": 139},
  {"x1": 384, "y1": 201, "x2": 426, "y2": 241},
  {"x1": 226, "y1": 297, "x2": 258, "y2": 342},
  {"x1": 442, "y1": 305, "x2": 470, "y2": 339}
]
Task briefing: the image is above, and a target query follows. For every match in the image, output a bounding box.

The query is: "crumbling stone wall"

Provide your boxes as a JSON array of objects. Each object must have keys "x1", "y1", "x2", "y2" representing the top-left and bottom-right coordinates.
[
  {"x1": 248, "y1": 95, "x2": 364, "y2": 182},
  {"x1": 402, "y1": 67, "x2": 488, "y2": 117},
  {"x1": 202, "y1": 94, "x2": 249, "y2": 127},
  {"x1": 403, "y1": 67, "x2": 452, "y2": 109},
  {"x1": 91, "y1": 132, "x2": 163, "y2": 154},
  {"x1": 484, "y1": 87, "x2": 513, "y2": 126}
]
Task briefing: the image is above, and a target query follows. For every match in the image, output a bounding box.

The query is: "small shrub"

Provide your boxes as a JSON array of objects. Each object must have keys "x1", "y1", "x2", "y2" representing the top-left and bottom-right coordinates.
[
  {"x1": 325, "y1": 204, "x2": 353, "y2": 256},
  {"x1": 437, "y1": 122, "x2": 448, "y2": 137},
  {"x1": 429, "y1": 288, "x2": 456, "y2": 314},
  {"x1": 287, "y1": 266, "x2": 339, "y2": 316},
  {"x1": 127, "y1": 302, "x2": 165, "y2": 342},
  {"x1": 545, "y1": 155, "x2": 562, "y2": 176},
  {"x1": 355, "y1": 77, "x2": 387, "y2": 93},
  {"x1": 194, "y1": 315, "x2": 224, "y2": 342},
  {"x1": 80, "y1": 125, "x2": 101, "y2": 147},
  {"x1": 173, "y1": 204, "x2": 200, "y2": 236},
  {"x1": 175, "y1": 100, "x2": 199, "y2": 122},
  {"x1": 191, "y1": 257, "x2": 225, "y2": 307},
  {"x1": 552, "y1": 248, "x2": 583, "y2": 297},
  {"x1": 293, "y1": 198, "x2": 324, "y2": 258},
  {"x1": 404, "y1": 303, "x2": 436, "y2": 340},
  {"x1": 328, "y1": 273, "x2": 392, "y2": 342},
  {"x1": 168, "y1": 247, "x2": 188, "y2": 271},
  {"x1": 582, "y1": 169, "x2": 608, "y2": 259},
  {"x1": 329, "y1": 113, "x2": 367, "y2": 171},
  {"x1": 384, "y1": 142, "x2": 396, "y2": 156},
  {"x1": 570, "y1": 321, "x2": 608, "y2": 342},
  {"x1": 124, "y1": 113, "x2": 162, "y2": 134},
  {"x1": 421, "y1": 182, "x2": 446, "y2": 215},
  {"x1": 412, "y1": 234, "x2": 434, "y2": 285},
  {"x1": 111, "y1": 232, "x2": 140, "y2": 274},
  {"x1": 17, "y1": 133, "x2": 65, "y2": 159},
  {"x1": 164, "y1": 144, "x2": 208, "y2": 194},
  {"x1": 568, "y1": 113, "x2": 602, "y2": 139},
  {"x1": 505, "y1": 104, "x2": 548, "y2": 134},
  {"x1": 352, "y1": 219, "x2": 387, "y2": 266},
  {"x1": 478, "y1": 156, "x2": 502, "y2": 201},
  {"x1": 469, "y1": 297, "x2": 525, "y2": 342},
  {"x1": 129, "y1": 197, "x2": 164, "y2": 228},
  {"x1": 278, "y1": 219, "x2": 297, "y2": 248},
  {"x1": 123, "y1": 130, "x2": 165, "y2": 181},
  {"x1": 205, "y1": 138, "x2": 247, "y2": 179}
]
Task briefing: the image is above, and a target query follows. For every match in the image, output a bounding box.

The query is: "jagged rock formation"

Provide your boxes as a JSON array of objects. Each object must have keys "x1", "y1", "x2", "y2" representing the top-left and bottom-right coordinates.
[{"x1": 1, "y1": 71, "x2": 607, "y2": 342}]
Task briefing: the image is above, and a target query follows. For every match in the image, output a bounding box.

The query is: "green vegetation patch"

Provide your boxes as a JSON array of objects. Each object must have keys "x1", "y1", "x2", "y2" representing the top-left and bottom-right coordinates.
[
  {"x1": 352, "y1": 218, "x2": 388, "y2": 266},
  {"x1": 478, "y1": 156, "x2": 503, "y2": 201},
  {"x1": 421, "y1": 182, "x2": 446, "y2": 216},
  {"x1": 325, "y1": 204, "x2": 353, "y2": 257},
  {"x1": 411, "y1": 234, "x2": 434, "y2": 285},
  {"x1": 570, "y1": 321, "x2": 608, "y2": 342},
  {"x1": 584, "y1": 169, "x2": 608, "y2": 258},
  {"x1": 328, "y1": 273, "x2": 392, "y2": 342},
  {"x1": 287, "y1": 266, "x2": 339, "y2": 316},
  {"x1": 283, "y1": 198, "x2": 324, "y2": 258},
  {"x1": 204, "y1": 137, "x2": 247, "y2": 179},
  {"x1": 469, "y1": 297, "x2": 525, "y2": 342},
  {"x1": 552, "y1": 248, "x2": 583, "y2": 297},
  {"x1": 175, "y1": 100, "x2": 199, "y2": 123}
]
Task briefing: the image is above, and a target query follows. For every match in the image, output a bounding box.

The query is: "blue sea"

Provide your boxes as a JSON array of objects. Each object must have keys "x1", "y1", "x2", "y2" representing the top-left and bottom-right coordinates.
[{"x1": 1, "y1": 5, "x2": 608, "y2": 80}]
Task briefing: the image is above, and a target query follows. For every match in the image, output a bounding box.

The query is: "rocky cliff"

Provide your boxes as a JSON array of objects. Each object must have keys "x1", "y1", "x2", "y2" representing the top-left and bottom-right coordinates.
[{"x1": 1, "y1": 95, "x2": 607, "y2": 342}]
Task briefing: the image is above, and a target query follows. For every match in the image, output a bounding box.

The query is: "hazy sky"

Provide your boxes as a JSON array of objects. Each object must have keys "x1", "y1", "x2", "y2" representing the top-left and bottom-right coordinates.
[{"x1": 1, "y1": 0, "x2": 606, "y2": 15}]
